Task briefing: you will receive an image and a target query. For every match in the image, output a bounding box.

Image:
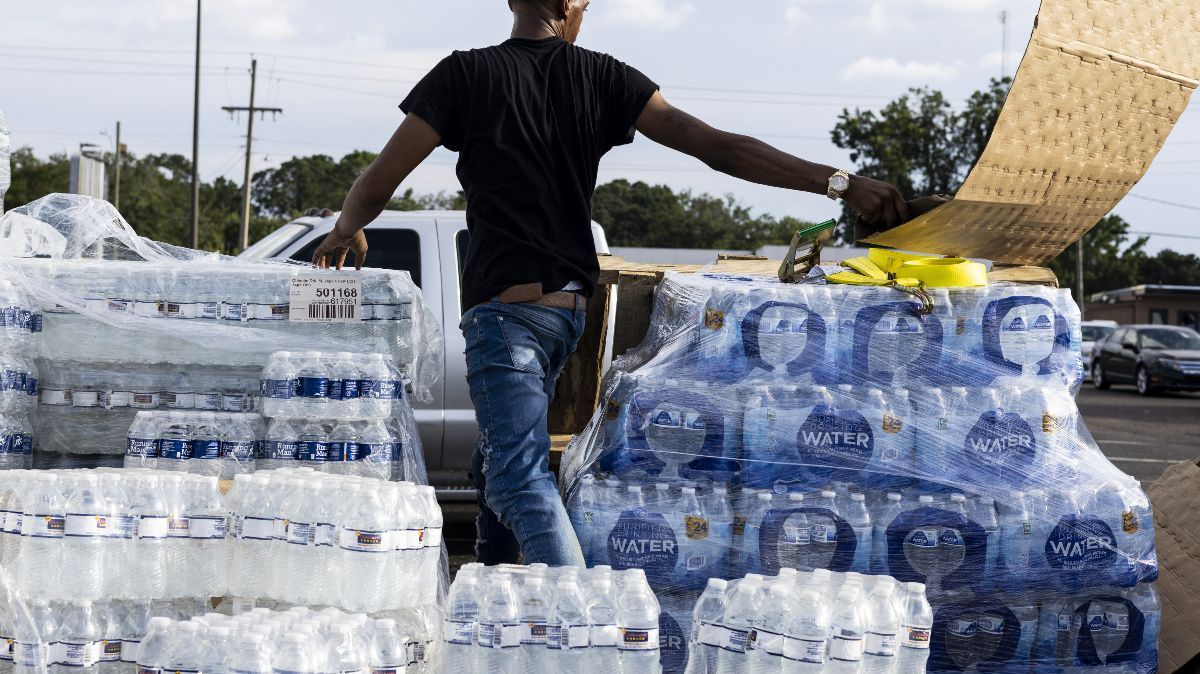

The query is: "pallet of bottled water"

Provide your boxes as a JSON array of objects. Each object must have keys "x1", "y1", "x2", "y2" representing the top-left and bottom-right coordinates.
[
  {"x1": 684, "y1": 569, "x2": 932, "y2": 673},
  {"x1": 560, "y1": 272, "x2": 1158, "y2": 673},
  {"x1": 0, "y1": 194, "x2": 442, "y2": 459},
  {"x1": 0, "y1": 467, "x2": 445, "y2": 615},
  {"x1": 442, "y1": 563, "x2": 662, "y2": 674}
]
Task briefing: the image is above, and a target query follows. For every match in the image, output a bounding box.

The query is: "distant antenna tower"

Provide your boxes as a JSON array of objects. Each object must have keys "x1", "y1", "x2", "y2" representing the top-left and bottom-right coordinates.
[{"x1": 999, "y1": 10, "x2": 1010, "y2": 79}]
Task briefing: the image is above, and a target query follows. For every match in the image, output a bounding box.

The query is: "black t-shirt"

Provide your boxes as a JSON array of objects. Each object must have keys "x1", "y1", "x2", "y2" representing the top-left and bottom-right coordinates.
[{"x1": 400, "y1": 37, "x2": 659, "y2": 309}]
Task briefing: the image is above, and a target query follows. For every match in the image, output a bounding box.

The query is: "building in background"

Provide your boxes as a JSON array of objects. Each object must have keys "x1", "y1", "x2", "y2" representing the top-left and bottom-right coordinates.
[{"x1": 1087, "y1": 285, "x2": 1200, "y2": 329}]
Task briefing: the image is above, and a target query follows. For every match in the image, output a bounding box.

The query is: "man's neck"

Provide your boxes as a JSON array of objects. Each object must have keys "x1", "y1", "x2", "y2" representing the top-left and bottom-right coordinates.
[{"x1": 510, "y1": 11, "x2": 560, "y2": 40}]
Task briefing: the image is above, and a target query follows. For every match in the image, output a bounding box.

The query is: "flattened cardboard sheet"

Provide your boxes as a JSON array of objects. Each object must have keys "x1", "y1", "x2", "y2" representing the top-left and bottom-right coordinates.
[{"x1": 865, "y1": 0, "x2": 1200, "y2": 265}]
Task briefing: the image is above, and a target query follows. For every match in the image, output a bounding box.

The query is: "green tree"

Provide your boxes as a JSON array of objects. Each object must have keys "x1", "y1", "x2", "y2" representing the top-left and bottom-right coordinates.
[
  {"x1": 4, "y1": 147, "x2": 70, "y2": 209},
  {"x1": 251, "y1": 151, "x2": 377, "y2": 218},
  {"x1": 831, "y1": 77, "x2": 1012, "y2": 242},
  {"x1": 1049, "y1": 214, "x2": 1148, "y2": 303},
  {"x1": 1135, "y1": 249, "x2": 1200, "y2": 287}
]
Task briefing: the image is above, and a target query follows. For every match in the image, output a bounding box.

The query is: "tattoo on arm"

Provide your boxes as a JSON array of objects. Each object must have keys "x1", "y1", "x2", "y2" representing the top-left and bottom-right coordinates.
[{"x1": 665, "y1": 106, "x2": 702, "y2": 134}]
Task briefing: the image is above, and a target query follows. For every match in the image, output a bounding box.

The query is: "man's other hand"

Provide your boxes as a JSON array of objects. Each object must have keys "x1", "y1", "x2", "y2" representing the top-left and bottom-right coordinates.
[
  {"x1": 843, "y1": 175, "x2": 910, "y2": 232},
  {"x1": 854, "y1": 193, "x2": 953, "y2": 242},
  {"x1": 312, "y1": 225, "x2": 368, "y2": 270}
]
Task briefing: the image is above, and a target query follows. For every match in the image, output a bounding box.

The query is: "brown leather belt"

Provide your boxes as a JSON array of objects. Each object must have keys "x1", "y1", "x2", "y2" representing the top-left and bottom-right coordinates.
[{"x1": 497, "y1": 283, "x2": 587, "y2": 310}]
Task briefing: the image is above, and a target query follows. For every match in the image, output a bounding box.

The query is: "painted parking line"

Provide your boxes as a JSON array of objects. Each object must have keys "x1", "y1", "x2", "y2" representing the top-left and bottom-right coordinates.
[
  {"x1": 1108, "y1": 457, "x2": 1180, "y2": 464},
  {"x1": 1097, "y1": 440, "x2": 1147, "y2": 446}
]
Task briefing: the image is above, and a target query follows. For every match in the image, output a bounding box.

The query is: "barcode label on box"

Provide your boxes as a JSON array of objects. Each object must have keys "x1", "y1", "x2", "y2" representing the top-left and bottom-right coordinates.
[{"x1": 290, "y1": 275, "x2": 362, "y2": 324}]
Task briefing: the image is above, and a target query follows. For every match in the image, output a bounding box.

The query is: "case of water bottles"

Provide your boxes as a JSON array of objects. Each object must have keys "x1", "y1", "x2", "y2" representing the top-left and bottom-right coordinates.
[
  {"x1": 560, "y1": 272, "x2": 1160, "y2": 673},
  {"x1": 0, "y1": 194, "x2": 442, "y2": 462}
]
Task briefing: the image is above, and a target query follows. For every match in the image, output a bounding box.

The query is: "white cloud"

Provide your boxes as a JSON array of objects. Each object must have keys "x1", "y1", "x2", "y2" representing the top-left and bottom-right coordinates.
[
  {"x1": 603, "y1": 0, "x2": 696, "y2": 30},
  {"x1": 840, "y1": 56, "x2": 959, "y2": 81}
]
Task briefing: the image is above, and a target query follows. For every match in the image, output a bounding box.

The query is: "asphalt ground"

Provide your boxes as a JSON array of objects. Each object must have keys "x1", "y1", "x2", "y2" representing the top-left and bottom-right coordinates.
[{"x1": 442, "y1": 384, "x2": 1198, "y2": 570}]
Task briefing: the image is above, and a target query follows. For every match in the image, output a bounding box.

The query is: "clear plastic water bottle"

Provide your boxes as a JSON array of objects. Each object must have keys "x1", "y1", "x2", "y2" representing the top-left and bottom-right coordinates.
[
  {"x1": 63, "y1": 474, "x2": 108, "y2": 600},
  {"x1": 871, "y1": 493, "x2": 903, "y2": 575},
  {"x1": 327, "y1": 421, "x2": 358, "y2": 476},
  {"x1": 160, "y1": 475, "x2": 191, "y2": 598},
  {"x1": 827, "y1": 588, "x2": 864, "y2": 673},
  {"x1": 862, "y1": 582, "x2": 900, "y2": 674},
  {"x1": 228, "y1": 633, "x2": 271, "y2": 674},
  {"x1": 339, "y1": 485, "x2": 389, "y2": 612},
  {"x1": 546, "y1": 572, "x2": 590, "y2": 670},
  {"x1": 325, "y1": 623, "x2": 366, "y2": 674},
  {"x1": 337, "y1": 353, "x2": 364, "y2": 420},
  {"x1": 157, "y1": 413, "x2": 193, "y2": 473},
  {"x1": 360, "y1": 355, "x2": 396, "y2": 419},
  {"x1": 298, "y1": 420, "x2": 330, "y2": 470},
  {"x1": 18, "y1": 472, "x2": 64, "y2": 600},
  {"x1": 220, "y1": 413, "x2": 258, "y2": 478},
  {"x1": 844, "y1": 493, "x2": 872, "y2": 574},
  {"x1": 517, "y1": 576, "x2": 550, "y2": 669},
  {"x1": 125, "y1": 412, "x2": 161, "y2": 470},
  {"x1": 128, "y1": 476, "x2": 169, "y2": 601},
  {"x1": 749, "y1": 575, "x2": 794, "y2": 674},
  {"x1": 585, "y1": 575, "x2": 620, "y2": 673},
  {"x1": 685, "y1": 578, "x2": 727, "y2": 674},
  {"x1": 783, "y1": 586, "x2": 829, "y2": 672},
  {"x1": 189, "y1": 413, "x2": 222, "y2": 476},
  {"x1": 475, "y1": 572, "x2": 521, "y2": 672},
  {"x1": 262, "y1": 419, "x2": 299, "y2": 471},
  {"x1": 260, "y1": 352, "x2": 297, "y2": 419},
  {"x1": 443, "y1": 566, "x2": 481, "y2": 674},
  {"x1": 57, "y1": 600, "x2": 102, "y2": 674},
  {"x1": 186, "y1": 476, "x2": 227, "y2": 598},
  {"x1": 615, "y1": 569, "x2": 660, "y2": 674},
  {"x1": 367, "y1": 619, "x2": 404, "y2": 674},
  {"x1": 14, "y1": 598, "x2": 56, "y2": 674},
  {"x1": 118, "y1": 602, "x2": 150, "y2": 674},
  {"x1": 295, "y1": 352, "x2": 330, "y2": 418},
  {"x1": 98, "y1": 602, "x2": 124, "y2": 674},
  {"x1": 896, "y1": 583, "x2": 932, "y2": 673}
]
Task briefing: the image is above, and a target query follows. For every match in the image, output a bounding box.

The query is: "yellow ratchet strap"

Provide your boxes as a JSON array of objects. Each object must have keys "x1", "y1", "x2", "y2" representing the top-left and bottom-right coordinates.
[{"x1": 826, "y1": 249, "x2": 988, "y2": 288}]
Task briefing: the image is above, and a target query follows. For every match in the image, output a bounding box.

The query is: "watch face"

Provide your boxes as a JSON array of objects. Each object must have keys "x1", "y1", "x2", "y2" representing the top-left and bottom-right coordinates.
[{"x1": 831, "y1": 175, "x2": 850, "y2": 192}]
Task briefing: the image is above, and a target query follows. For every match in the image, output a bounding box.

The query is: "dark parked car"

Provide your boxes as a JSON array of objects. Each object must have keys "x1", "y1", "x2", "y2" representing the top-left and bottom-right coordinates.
[{"x1": 1092, "y1": 325, "x2": 1200, "y2": 395}]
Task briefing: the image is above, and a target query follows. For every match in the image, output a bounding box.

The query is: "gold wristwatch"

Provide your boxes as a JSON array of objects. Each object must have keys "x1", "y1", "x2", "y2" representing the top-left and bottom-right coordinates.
[{"x1": 827, "y1": 169, "x2": 851, "y2": 200}]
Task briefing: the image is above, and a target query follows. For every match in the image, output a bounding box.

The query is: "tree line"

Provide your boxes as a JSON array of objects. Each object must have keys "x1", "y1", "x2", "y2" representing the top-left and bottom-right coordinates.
[{"x1": 5, "y1": 75, "x2": 1199, "y2": 300}]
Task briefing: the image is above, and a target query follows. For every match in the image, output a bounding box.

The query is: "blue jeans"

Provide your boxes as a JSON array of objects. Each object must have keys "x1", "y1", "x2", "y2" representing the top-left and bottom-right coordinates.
[{"x1": 461, "y1": 299, "x2": 587, "y2": 566}]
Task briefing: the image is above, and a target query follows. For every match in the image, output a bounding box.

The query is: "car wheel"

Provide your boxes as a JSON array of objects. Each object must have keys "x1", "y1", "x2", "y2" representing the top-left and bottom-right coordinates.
[
  {"x1": 1093, "y1": 362, "x2": 1111, "y2": 390},
  {"x1": 1136, "y1": 366, "x2": 1155, "y2": 396}
]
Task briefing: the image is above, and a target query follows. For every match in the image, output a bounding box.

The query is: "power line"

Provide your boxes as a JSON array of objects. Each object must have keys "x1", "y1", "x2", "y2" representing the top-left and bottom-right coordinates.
[
  {"x1": 1126, "y1": 194, "x2": 1200, "y2": 211},
  {"x1": 1130, "y1": 230, "x2": 1200, "y2": 241}
]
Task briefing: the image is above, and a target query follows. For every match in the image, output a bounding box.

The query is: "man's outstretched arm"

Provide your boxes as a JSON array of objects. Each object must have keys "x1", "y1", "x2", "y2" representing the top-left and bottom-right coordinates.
[
  {"x1": 635, "y1": 91, "x2": 910, "y2": 231},
  {"x1": 312, "y1": 113, "x2": 442, "y2": 269}
]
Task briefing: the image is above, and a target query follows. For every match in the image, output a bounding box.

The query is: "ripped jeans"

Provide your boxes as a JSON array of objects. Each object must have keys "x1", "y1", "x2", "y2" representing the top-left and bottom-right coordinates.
[{"x1": 461, "y1": 299, "x2": 587, "y2": 566}]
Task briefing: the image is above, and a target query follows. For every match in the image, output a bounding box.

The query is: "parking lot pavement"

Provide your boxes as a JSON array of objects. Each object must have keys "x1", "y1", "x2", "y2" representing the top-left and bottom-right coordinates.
[{"x1": 1076, "y1": 385, "x2": 1199, "y2": 485}]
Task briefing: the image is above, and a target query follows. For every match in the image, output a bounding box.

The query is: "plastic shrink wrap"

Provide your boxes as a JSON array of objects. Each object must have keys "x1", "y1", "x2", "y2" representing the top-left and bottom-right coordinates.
[
  {"x1": 561, "y1": 272, "x2": 1159, "y2": 673},
  {"x1": 0, "y1": 195, "x2": 441, "y2": 483}
]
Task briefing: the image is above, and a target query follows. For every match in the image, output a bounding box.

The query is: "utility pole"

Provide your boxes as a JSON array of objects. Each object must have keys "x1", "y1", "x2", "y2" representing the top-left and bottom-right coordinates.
[
  {"x1": 223, "y1": 58, "x2": 282, "y2": 252},
  {"x1": 999, "y1": 10, "x2": 1010, "y2": 79},
  {"x1": 1077, "y1": 239, "x2": 1086, "y2": 320},
  {"x1": 113, "y1": 121, "x2": 122, "y2": 211},
  {"x1": 190, "y1": 0, "x2": 201, "y2": 249}
]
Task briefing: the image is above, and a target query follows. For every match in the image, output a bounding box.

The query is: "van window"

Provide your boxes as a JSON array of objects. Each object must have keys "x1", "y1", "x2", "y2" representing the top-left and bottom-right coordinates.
[{"x1": 293, "y1": 229, "x2": 422, "y2": 287}]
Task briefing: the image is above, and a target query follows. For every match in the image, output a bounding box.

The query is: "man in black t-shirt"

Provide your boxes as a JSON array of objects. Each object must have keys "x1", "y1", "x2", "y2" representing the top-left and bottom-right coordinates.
[{"x1": 313, "y1": 0, "x2": 919, "y2": 567}]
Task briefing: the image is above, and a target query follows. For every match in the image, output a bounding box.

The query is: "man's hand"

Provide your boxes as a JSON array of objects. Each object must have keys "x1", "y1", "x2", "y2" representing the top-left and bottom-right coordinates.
[
  {"x1": 844, "y1": 175, "x2": 910, "y2": 231},
  {"x1": 312, "y1": 224, "x2": 368, "y2": 270},
  {"x1": 854, "y1": 192, "x2": 952, "y2": 242}
]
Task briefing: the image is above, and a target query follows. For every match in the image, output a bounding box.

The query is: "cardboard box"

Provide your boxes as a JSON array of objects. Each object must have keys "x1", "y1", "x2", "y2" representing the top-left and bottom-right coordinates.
[
  {"x1": 1148, "y1": 460, "x2": 1200, "y2": 672},
  {"x1": 866, "y1": 0, "x2": 1200, "y2": 267}
]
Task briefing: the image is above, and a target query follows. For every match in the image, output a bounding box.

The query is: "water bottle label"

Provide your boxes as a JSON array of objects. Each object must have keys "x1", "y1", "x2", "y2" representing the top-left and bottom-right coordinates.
[
  {"x1": 192, "y1": 439, "x2": 221, "y2": 460},
  {"x1": 163, "y1": 391, "x2": 194, "y2": 409},
  {"x1": 272, "y1": 517, "x2": 287, "y2": 541},
  {"x1": 287, "y1": 521, "x2": 314, "y2": 546},
  {"x1": 1044, "y1": 515, "x2": 1118, "y2": 570},
  {"x1": 260, "y1": 379, "x2": 296, "y2": 400},
  {"x1": 11, "y1": 433, "x2": 31, "y2": 456},
  {"x1": 15, "y1": 642, "x2": 49, "y2": 668},
  {"x1": 25, "y1": 377, "x2": 38, "y2": 397},
  {"x1": 136, "y1": 666, "x2": 162, "y2": 674},
  {"x1": 442, "y1": 620, "x2": 474, "y2": 646},
  {"x1": 40, "y1": 388, "x2": 70, "y2": 405},
  {"x1": 72, "y1": 390, "x2": 100, "y2": 407},
  {"x1": 341, "y1": 379, "x2": 361, "y2": 400},
  {"x1": 369, "y1": 668, "x2": 399, "y2": 674},
  {"x1": 908, "y1": 529, "x2": 938, "y2": 548},
  {"x1": 830, "y1": 636, "x2": 863, "y2": 662},
  {"x1": 618, "y1": 628, "x2": 659, "y2": 652},
  {"x1": 112, "y1": 514, "x2": 137, "y2": 540},
  {"x1": 477, "y1": 623, "x2": 520, "y2": 649},
  {"x1": 864, "y1": 631, "x2": 898, "y2": 656},
  {"x1": 355, "y1": 443, "x2": 389, "y2": 462},
  {"x1": 340, "y1": 528, "x2": 389, "y2": 553},
  {"x1": 159, "y1": 439, "x2": 193, "y2": 460},
  {"x1": 263, "y1": 440, "x2": 299, "y2": 460},
  {"x1": 0, "y1": 638, "x2": 11, "y2": 663},
  {"x1": 938, "y1": 528, "x2": 964, "y2": 547},
  {"x1": 240, "y1": 516, "x2": 273, "y2": 541},
  {"x1": 101, "y1": 640, "x2": 122, "y2": 662},
  {"x1": 327, "y1": 441, "x2": 350, "y2": 463},
  {"x1": 64, "y1": 513, "x2": 107, "y2": 538},
  {"x1": 221, "y1": 440, "x2": 256, "y2": 461},
  {"x1": 130, "y1": 392, "x2": 160, "y2": 409},
  {"x1": 1106, "y1": 611, "x2": 1130, "y2": 630},
  {"x1": 686, "y1": 554, "x2": 707, "y2": 571},
  {"x1": 361, "y1": 380, "x2": 400, "y2": 400},
  {"x1": 120, "y1": 640, "x2": 140, "y2": 664},
  {"x1": 59, "y1": 640, "x2": 101, "y2": 668},
  {"x1": 137, "y1": 515, "x2": 169, "y2": 539},
  {"x1": 811, "y1": 522, "x2": 837, "y2": 544},
  {"x1": 566, "y1": 626, "x2": 590, "y2": 649},
  {"x1": 167, "y1": 516, "x2": 190, "y2": 538},
  {"x1": 220, "y1": 302, "x2": 246, "y2": 321},
  {"x1": 783, "y1": 636, "x2": 826, "y2": 663},
  {"x1": 756, "y1": 629, "x2": 785, "y2": 656},
  {"x1": 720, "y1": 626, "x2": 749, "y2": 653},
  {"x1": 199, "y1": 302, "x2": 220, "y2": 320},
  {"x1": 222, "y1": 393, "x2": 249, "y2": 412},
  {"x1": 1, "y1": 370, "x2": 25, "y2": 391},
  {"x1": 329, "y1": 378, "x2": 344, "y2": 401},
  {"x1": 977, "y1": 616, "x2": 1004, "y2": 634},
  {"x1": 521, "y1": 622, "x2": 547, "y2": 646},
  {"x1": 196, "y1": 392, "x2": 223, "y2": 410},
  {"x1": 298, "y1": 440, "x2": 331, "y2": 463},
  {"x1": 298, "y1": 377, "x2": 329, "y2": 399},
  {"x1": 591, "y1": 624, "x2": 619, "y2": 648},
  {"x1": 948, "y1": 619, "x2": 976, "y2": 637},
  {"x1": 784, "y1": 523, "x2": 811, "y2": 545},
  {"x1": 546, "y1": 625, "x2": 563, "y2": 650},
  {"x1": 902, "y1": 626, "x2": 931, "y2": 649},
  {"x1": 425, "y1": 526, "x2": 443, "y2": 547},
  {"x1": 133, "y1": 300, "x2": 161, "y2": 318},
  {"x1": 101, "y1": 390, "x2": 130, "y2": 409},
  {"x1": 25, "y1": 514, "x2": 65, "y2": 538},
  {"x1": 263, "y1": 303, "x2": 290, "y2": 321},
  {"x1": 315, "y1": 522, "x2": 335, "y2": 547},
  {"x1": 189, "y1": 516, "x2": 227, "y2": 540},
  {"x1": 697, "y1": 623, "x2": 724, "y2": 648}
]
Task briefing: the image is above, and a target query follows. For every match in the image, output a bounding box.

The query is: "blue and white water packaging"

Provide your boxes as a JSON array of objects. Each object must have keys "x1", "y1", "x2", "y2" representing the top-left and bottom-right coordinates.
[
  {"x1": 976, "y1": 286, "x2": 1078, "y2": 387},
  {"x1": 835, "y1": 285, "x2": 944, "y2": 387}
]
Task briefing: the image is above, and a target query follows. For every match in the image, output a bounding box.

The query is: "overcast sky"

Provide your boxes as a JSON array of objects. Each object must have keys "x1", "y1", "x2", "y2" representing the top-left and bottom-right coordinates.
[{"x1": 4, "y1": 0, "x2": 1198, "y2": 255}]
